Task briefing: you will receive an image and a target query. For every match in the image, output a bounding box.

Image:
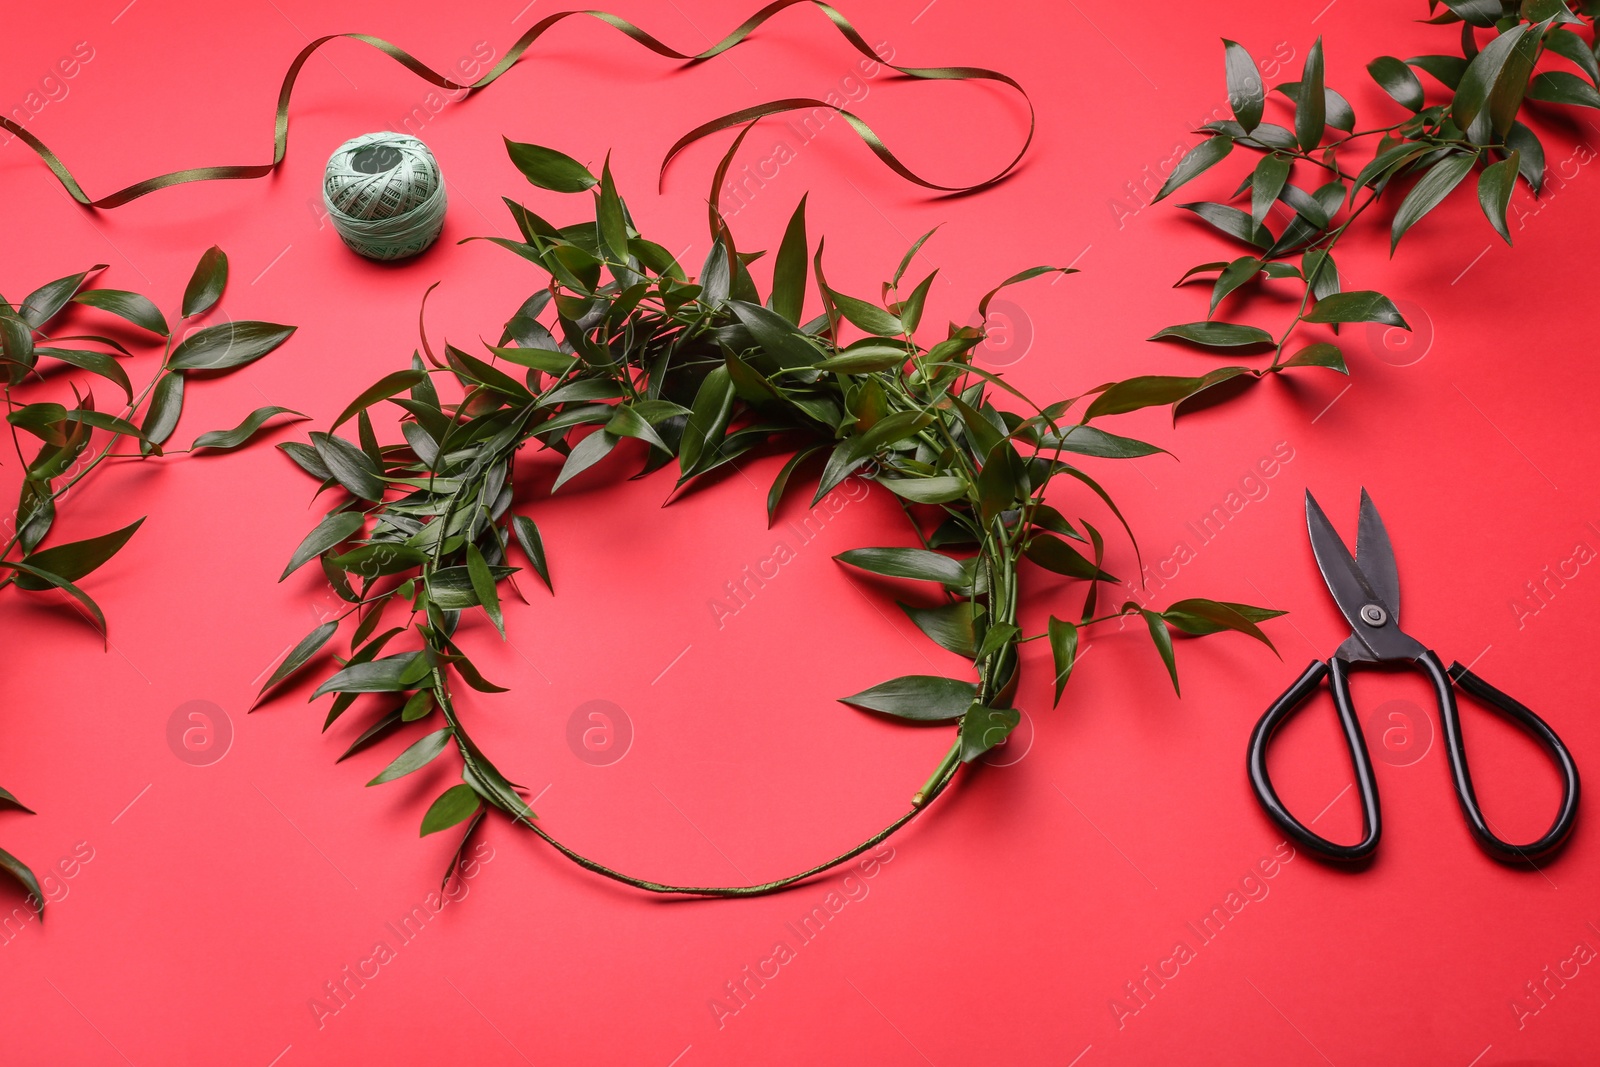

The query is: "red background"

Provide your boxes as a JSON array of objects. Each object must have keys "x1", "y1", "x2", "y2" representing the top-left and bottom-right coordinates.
[{"x1": 2, "y1": 1, "x2": 1597, "y2": 1063}]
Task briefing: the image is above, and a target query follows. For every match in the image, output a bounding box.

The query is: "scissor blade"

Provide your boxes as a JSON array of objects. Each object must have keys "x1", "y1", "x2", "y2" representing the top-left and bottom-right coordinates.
[
  {"x1": 1305, "y1": 490, "x2": 1379, "y2": 633},
  {"x1": 1356, "y1": 488, "x2": 1401, "y2": 622}
]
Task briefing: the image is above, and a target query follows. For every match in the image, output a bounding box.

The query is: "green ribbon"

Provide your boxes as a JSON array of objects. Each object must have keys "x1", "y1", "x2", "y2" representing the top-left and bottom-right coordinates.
[{"x1": 0, "y1": 0, "x2": 1032, "y2": 210}]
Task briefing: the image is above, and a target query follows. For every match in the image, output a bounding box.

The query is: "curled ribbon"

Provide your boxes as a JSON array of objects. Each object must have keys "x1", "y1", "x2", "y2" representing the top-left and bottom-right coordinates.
[{"x1": 0, "y1": 0, "x2": 1033, "y2": 209}]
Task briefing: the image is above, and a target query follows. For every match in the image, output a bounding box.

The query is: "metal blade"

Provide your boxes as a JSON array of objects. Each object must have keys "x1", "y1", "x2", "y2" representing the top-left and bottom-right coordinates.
[
  {"x1": 1355, "y1": 487, "x2": 1401, "y2": 623},
  {"x1": 1305, "y1": 490, "x2": 1380, "y2": 634}
]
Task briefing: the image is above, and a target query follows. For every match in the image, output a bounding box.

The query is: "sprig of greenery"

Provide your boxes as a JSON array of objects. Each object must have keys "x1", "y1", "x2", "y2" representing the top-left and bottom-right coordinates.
[
  {"x1": 263, "y1": 134, "x2": 1285, "y2": 897},
  {"x1": 0, "y1": 247, "x2": 298, "y2": 912},
  {"x1": 1146, "y1": 0, "x2": 1599, "y2": 412}
]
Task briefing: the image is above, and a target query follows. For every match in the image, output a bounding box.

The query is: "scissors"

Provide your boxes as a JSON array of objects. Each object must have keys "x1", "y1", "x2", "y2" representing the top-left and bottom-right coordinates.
[{"x1": 1248, "y1": 489, "x2": 1580, "y2": 864}]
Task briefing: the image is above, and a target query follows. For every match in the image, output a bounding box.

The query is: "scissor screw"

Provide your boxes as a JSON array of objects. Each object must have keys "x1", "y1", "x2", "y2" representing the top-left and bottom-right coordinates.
[{"x1": 1361, "y1": 604, "x2": 1388, "y2": 626}]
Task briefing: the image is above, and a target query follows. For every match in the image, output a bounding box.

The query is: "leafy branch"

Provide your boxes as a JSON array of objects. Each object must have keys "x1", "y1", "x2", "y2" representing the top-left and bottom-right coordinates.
[
  {"x1": 1143, "y1": 0, "x2": 1600, "y2": 413},
  {"x1": 261, "y1": 134, "x2": 1284, "y2": 897},
  {"x1": 0, "y1": 247, "x2": 298, "y2": 913}
]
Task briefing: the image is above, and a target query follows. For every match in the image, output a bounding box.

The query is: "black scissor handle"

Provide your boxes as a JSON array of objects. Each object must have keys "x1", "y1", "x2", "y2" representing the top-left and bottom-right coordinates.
[
  {"x1": 1417, "y1": 650, "x2": 1581, "y2": 863},
  {"x1": 1248, "y1": 659, "x2": 1383, "y2": 862}
]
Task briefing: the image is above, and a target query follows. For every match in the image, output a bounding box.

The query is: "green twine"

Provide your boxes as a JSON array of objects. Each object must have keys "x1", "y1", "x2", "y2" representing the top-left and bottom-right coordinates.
[{"x1": 322, "y1": 132, "x2": 447, "y2": 261}]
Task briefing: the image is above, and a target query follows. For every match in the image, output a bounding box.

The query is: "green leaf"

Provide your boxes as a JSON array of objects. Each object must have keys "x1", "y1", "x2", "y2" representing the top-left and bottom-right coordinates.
[
  {"x1": 279, "y1": 441, "x2": 331, "y2": 480},
  {"x1": 678, "y1": 365, "x2": 734, "y2": 477},
  {"x1": 338, "y1": 709, "x2": 404, "y2": 762},
  {"x1": 427, "y1": 565, "x2": 517, "y2": 610},
  {"x1": 0, "y1": 787, "x2": 34, "y2": 814},
  {"x1": 1302, "y1": 249, "x2": 1340, "y2": 301},
  {"x1": 367, "y1": 727, "x2": 453, "y2": 785},
  {"x1": 604, "y1": 404, "x2": 669, "y2": 452},
  {"x1": 897, "y1": 270, "x2": 937, "y2": 334},
  {"x1": 1223, "y1": 39, "x2": 1265, "y2": 131},
  {"x1": 1085, "y1": 372, "x2": 1246, "y2": 420},
  {"x1": 8, "y1": 403, "x2": 145, "y2": 443},
  {"x1": 20, "y1": 265, "x2": 106, "y2": 327},
  {"x1": 169, "y1": 321, "x2": 296, "y2": 371},
  {"x1": 899, "y1": 601, "x2": 978, "y2": 657},
  {"x1": 0, "y1": 310, "x2": 35, "y2": 369},
  {"x1": 815, "y1": 344, "x2": 910, "y2": 373},
  {"x1": 401, "y1": 689, "x2": 435, "y2": 722},
  {"x1": 141, "y1": 372, "x2": 184, "y2": 447},
  {"x1": 1391, "y1": 152, "x2": 1477, "y2": 251},
  {"x1": 1442, "y1": 0, "x2": 1502, "y2": 25},
  {"x1": 435, "y1": 649, "x2": 509, "y2": 694},
  {"x1": 1407, "y1": 54, "x2": 1469, "y2": 91},
  {"x1": 1451, "y1": 23, "x2": 1537, "y2": 143},
  {"x1": 960, "y1": 704, "x2": 1021, "y2": 762},
  {"x1": 1506, "y1": 120, "x2": 1546, "y2": 192},
  {"x1": 420, "y1": 783, "x2": 482, "y2": 836},
  {"x1": 1178, "y1": 202, "x2": 1273, "y2": 249},
  {"x1": 191, "y1": 406, "x2": 306, "y2": 451},
  {"x1": 511, "y1": 515, "x2": 552, "y2": 592},
  {"x1": 769, "y1": 196, "x2": 809, "y2": 324},
  {"x1": 1542, "y1": 27, "x2": 1600, "y2": 87},
  {"x1": 875, "y1": 474, "x2": 968, "y2": 504},
  {"x1": 595, "y1": 155, "x2": 629, "y2": 263},
  {"x1": 445, "y1": 344, "x2": 533, "y2": 402},
  {"x1": 72, "y1": 289, "x2": 168, "y2": 336},
  {"x1": 182, "y1": 246, "x2": 228, "y2": 317},
  {"x1": 1039, "y1": 425, "x2": 1167, "y2": 459},
  {"x1": 1295, "y1": 37, "x2": 1326, "y2": 151},
  {"x1": 1024, "y1": 534, "x2": 1117, "y2": 582},
  {"x1": 1149, "y1": 322, "x2": 1275, "y2": 348},
  {"x1": 893, "y1": 226, "x2": 940, "y2": 288},
  {"x1": 551, "y1": 429, "x2": 618, "y2": 491},
  {"x1": 331, "y1": 370, "x2": 426, "y2": 430},
  {"x1": 839, "y1": 675, "x2": 978, "y2": 722},
  {"x1": 1152, "y1": 136, "x2": 1233, "y2": 202},
  {"x1": 729, "y1": 300, "x2": 824, "y2": 370},
  {"x1": 1161, "y1": 598, "x2": 1281, "y2": 653},
  {"x1": 1174, "y1": 261, "x2": 1230, "y2": 285},
  {"x1": 824, "y1": 286, "x2": 903, "y2": 336},
  {"x1": 1477, "y1": 152, "x2": 1520, "y2": 244},
  {"x1": 1209, "y1": 256, "x2": 1264, "y2": 315},
  {"x1": 1522, "y1": 0, "x2": 1581, "y2": 23},
  {"x1": 281, "y1": 510, "x2": 364, "y2": 580},
  {"x1": 764, "y1": 446, "x2": 822, "y2": 524},
  {"x1": 254, "y1": 620, "x2": 339, "y2": 706},
  {"x1": 310, "y1": 432, "x2": 386, "y2": 501},
  {"x1": 0, "y1": 847, "x2": 43, "y2": 917},
  {"x1": 976, "y1": 265, "x2": 1072, "y2": 319},
  {"x1": 1527, "y1": 70, "x2": 1600, "y2": 108},
  {"x1": 12, "y1": 518, "x2": 143, "y2": 589},
  {"x1": 1281, "y1": 343, "x2": 1348, "y2": 373},
  {"x1": 1304, "y1": 291, "x2": 1408, "y2": 326},
  {"x1": 1368, "y1": 56, "x2": 1425, "y2": 110},
  {"x1": 504, "y1": 138, "x2": 597, "y2": 192},
  {"x1": 1250, "y1": 155, "x2": 1291, "y2": 227},
  {"x1": 329, "y1": 544, "x2": 429, "y2": 577},
  {"x1": 976, "y1": 441, "x2": 1025, "y2": 525},
  {"x1": 1352, "y1": 142, "x2": 1433, "y2": 195},
  {"x1": 1278, "y1": 183, "x2": 1332, "y2": 229},
  {"x1": 1140, "y1": 609, "x2": 1180, "y2": 695},
  {"x1": 34, "y1": 347, "x2": 132, "y2": 402},
  {"x1": 15, "y1": 480, "x2": 54, "y2": 551},
  {"x1": 3, "y1": 561, "x2": 106, "y2": 635},
  {"x1": 834, "y1": 547, "x2": 967, "y2": 586},
  {"x1": 318, "y1": 652, "x2": 431, "y2": 699},
  {"x1": 465, "y1": 543, "x2": 505, "y2": 638},
  {"x1": 815, "y1": 410, "x2": 931, "y2": 501},
  {"x1": 1048, "y1": 616, "x2": 1079, "y2": 707}
]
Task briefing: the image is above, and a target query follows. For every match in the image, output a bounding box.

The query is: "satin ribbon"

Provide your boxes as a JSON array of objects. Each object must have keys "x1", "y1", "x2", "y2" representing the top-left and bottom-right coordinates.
[{"x1": 0, "y1": 0, "x2": 1032, "y2": 209}]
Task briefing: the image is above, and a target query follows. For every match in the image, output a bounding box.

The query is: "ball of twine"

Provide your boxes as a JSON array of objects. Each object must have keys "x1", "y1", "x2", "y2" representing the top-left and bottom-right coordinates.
[{"x1": 322, "y1": 132, "x2": 448, "y2": 261}]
